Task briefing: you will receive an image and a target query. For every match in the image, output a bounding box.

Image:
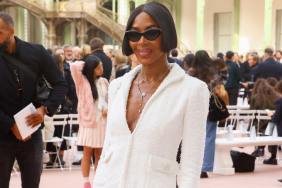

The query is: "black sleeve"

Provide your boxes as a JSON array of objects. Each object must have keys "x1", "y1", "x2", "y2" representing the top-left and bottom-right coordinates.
[
  {"x1": 0, "y1": 109, "x2": 15, "y2": 135},
  {"x1": 248, "y1": 83, "x2": 254, "y2": 89},
  {"x1": 272, "y1": 99, "x2": 282, "y2": 125},
  {"x1": 241, "y1": 61, "x2": 251, "y2": 81},
  {"x1": 40, "y1": 46, "x2": 68, "y2": 116}
]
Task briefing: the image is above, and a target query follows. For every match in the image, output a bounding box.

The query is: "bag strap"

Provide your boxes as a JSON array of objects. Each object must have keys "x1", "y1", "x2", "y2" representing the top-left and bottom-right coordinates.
[{"x1": 1, "y1": 53, "x2": 37, "y2": 80}]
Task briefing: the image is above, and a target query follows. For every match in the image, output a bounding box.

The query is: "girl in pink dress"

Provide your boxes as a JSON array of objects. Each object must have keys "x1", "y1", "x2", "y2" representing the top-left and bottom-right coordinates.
[{"x1": 71, "y1": 55, "x2": 109, "y2": 188}]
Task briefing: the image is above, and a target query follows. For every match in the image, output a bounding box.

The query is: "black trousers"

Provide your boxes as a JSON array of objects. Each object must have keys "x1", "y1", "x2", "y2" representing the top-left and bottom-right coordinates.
[
  {"x1": 0, "y1": 131, "x2": 43, "y2": 188},
  {"x1": 226, "y1": 87, "x2": 239, "y2": 105}
]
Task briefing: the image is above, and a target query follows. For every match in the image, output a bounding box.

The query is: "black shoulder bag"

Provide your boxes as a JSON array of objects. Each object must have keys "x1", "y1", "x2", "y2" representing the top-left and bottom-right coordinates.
[
  {"x1": 208, "y1": 84, "x2": 230, "y2": 122},
  {"x1": 1, "y1": 53, "x2": 53, "y2": 102}
]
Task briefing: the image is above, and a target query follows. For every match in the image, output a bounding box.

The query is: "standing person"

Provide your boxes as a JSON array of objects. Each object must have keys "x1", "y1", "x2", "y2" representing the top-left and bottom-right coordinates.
[
  {"x1": 224, "y1": 51, "x2": 242, "y2": 105},
  {"x1": 63, "y1": 44, "x2": 73, "y2": 64},
  {"x1": 105, "y1": 48, "x2": 113, "y2": 59},
  {"x1": 267, "y1": 81, "x2": 282, "y2": 171},
  {"x1": 116, "y1": 54, "x2": 140, "y2": 78},
  {"x1": 0, "y1": 13, "x2": 67, "y2": 188},
  {"x1": 171, "y1": 49, "x2": 183, "y2": 67},
  {"x1": 113, "y1": 50, "x2": 128, "y2": 71},
  {"x1": 240, "y1": 52, "x2": 251, "y2": 82},
  {"x1": 93, "y1": 2, "x2": 209, "y2": 188},
  {"x1": 250, "y1": 79, "x2": 280, "y2": 158},
  {"x1": 252, "y1": 48, "x2": 282, "y2": 81},
  {"x1": 182, "y1": 53, "x2": 194, "y2": 71},
  {"x1": 233, "y1": 52, "x2": 243, "y2": 80},
  {"x1": 71, "y1": 55, "x2": 109, "y2": 188},
  {"x1": 72, "y1": 46, "x2": 80, "y2": 61},
  {"x1": 276, "y1": 51, "x2": 282, "y2": 63},
  {"x1": 90, "y1": 38, "x2": 112, "y2": 81},
  {"x1": 79, "y1": 44, "x2": 91, "y2": 60},
  {"x1": 46, "y1": 48, "x2": 78, "y2": 168},
  {"x1": 187, "y1": 50, "x2": 228, "y2": 178}
]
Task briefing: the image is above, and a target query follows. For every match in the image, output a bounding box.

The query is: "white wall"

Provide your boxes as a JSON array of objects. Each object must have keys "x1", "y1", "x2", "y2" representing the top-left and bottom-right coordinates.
[
  {"x1": 204, "y1": 0, "x2": 233, "y2": 54},
  {"x1": 272, "y1": 0, "x2": 282, "y2": 51},
  {"x1": 180, "y1": 0, "x2": 197, "y2": 51},
  {"x1": 239, "y1": 0, "x2": 264, "y2": 55}
]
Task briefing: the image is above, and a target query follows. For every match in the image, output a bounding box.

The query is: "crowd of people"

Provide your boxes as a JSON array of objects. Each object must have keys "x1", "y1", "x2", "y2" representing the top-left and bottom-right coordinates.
[{"x1": 1, "y1": 1, "x2": 282, "y2": 188}]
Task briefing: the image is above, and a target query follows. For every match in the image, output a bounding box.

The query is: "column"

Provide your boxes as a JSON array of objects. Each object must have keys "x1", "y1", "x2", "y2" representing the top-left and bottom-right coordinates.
[
  {"x1": 15, "y1": 7, "x2": 25, "y2": 40},
  {"x1": 263, "y1": 0, "x2": 273, "y2": 49},
  {"x1": 233, "y1": 0, "x2": 240, "y2": 52},
  {"x1": 76, "y1": 19, "x2": 88, "y2": 46},
  {"x1": 112, "y1": 0, "x2": 116, "y2": 21},
  {"x1": 195, "y1": 0, "x2": 205, "y2": 51},
  {"x1": 175, "y1": 0, "x2": 182, "y2": 45},
  {"x1": 45, "y1": 20, "x2": 56, "y2": 49}
]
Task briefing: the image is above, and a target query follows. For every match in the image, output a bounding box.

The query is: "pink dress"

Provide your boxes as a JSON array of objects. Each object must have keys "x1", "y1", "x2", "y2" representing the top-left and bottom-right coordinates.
[{"x1": 76, "y1": 77, "x2": 108, "y2": 148}]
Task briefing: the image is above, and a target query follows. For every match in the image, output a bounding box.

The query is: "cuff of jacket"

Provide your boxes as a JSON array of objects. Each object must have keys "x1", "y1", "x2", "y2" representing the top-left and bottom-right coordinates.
[
  {"x1": 42, "y1": 101, "x2": 57, "y2": 117},
  {"x1": 1, "y1": 118, "x2": 16, "y2": 135}
]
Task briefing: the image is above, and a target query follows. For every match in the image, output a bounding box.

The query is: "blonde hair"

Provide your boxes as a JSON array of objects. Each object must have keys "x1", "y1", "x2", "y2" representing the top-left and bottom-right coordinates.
[
  {"x1": 215, "y1": 85, "x2": 227, "y2": 97},
  {"x1": 244, "y1": 52, "x2": 251, "y2": 62},
  {"x1": 79, "y1": 44, "x2": 91, "y2": 58},
  {"x1": 113, "y1": 50, "x2": 127, "y2": 65}
]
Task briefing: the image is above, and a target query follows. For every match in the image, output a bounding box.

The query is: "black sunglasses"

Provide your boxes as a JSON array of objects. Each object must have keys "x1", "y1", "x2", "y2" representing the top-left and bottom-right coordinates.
[{"x1": 125, "y1": 29, "x2": 162, "y2": 42}]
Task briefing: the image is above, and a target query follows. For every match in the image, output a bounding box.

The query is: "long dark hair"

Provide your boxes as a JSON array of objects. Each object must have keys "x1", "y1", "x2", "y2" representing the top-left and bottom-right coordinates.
[
  {"x1": 82, "y1": 55, "x2": 101, "y2": 100},
  {"x1": 52, "y1": 54, "x2": 64, "y2": 71},
  {"x1": 252, "y1": 79, "x2": 280, "y2": 103},
  {"x1": 192, "y1": 50, "x2": 226, "y2": 81}
]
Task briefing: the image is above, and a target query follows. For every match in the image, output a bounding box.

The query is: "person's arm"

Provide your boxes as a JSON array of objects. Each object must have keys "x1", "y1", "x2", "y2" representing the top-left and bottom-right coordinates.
[
  {"x1": 0, "y1": 108, "x2": 15, "y2": 135},
  {"x1": 271, "y1": 100, "x2": 282, "y2": 125},
  {"x1": 251, "y1": 64, "x2": 259, "y2": 80},
  {"x1": 180, "y1": 82, "x2": 209, "y2": 188},
  {"x1": 235, "y1": 64, "x2": 242, "y2": 82},
  {"x1": 40, "y1": 46, "x2": 68, "y2": 116},
  {"x1": 70, "y1": 61, "x2": 85, "y2": 98}
]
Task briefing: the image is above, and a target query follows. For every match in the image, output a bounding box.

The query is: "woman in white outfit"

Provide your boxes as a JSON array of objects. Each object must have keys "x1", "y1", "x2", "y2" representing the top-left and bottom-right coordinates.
[
  {"x1": 93, "y1": 2, "x2": 209, "y2": 188},
  {"x1": 71, "y1": 55, "x2": 109, "y2": 188}
]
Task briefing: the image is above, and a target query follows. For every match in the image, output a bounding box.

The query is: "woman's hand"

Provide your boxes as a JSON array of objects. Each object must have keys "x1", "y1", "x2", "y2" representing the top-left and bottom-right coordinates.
[
  {"x1": 102, "y1": 109, "x2": 108, "y2": 117},
  {"x1": 268, "y1": 111, "x2": 275, "y2": 117}
]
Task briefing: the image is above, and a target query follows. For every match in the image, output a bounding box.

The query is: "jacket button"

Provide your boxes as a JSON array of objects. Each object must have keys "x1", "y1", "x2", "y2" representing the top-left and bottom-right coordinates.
[{"x1": 164, "y1": 163, "x2": 170, "y2": 170}]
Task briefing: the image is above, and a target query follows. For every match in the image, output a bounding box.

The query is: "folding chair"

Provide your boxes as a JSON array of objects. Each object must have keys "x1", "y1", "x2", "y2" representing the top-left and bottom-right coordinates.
[
  {"x1": 42, "y1": 114, "x2": 68, "y2": 171},
  {"x1": 11, "y1": 161, "x2": 20, "y2": 177},
  {"x1": 64, "y1": 114, "x2": 79, "y2": 171},
  {"x1": 223, "y1": 110, "x2": 256, "y2": 134}
]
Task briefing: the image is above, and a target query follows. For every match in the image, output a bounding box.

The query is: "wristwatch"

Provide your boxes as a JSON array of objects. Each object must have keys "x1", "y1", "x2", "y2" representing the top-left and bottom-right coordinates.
[{"x1": 44, "y1": 106, "x2": 49, "y2": 114}]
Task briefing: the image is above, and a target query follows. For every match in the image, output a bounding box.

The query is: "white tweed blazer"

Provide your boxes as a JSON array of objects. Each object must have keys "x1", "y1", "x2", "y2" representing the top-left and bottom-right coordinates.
[{"x1": 93, "y1": 64, "x2": 209, "y2": 188}]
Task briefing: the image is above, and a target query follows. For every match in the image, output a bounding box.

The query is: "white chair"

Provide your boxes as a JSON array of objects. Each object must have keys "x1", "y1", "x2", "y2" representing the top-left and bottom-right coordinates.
[
  {"x1": 224, "y1": 110, "x2": 256, "y2": 133},
  {"x1": 42, "y1": 114, "x2": 68, "y2": 171},
  {"x1": 226, "y1": 105, "x2": 238, "y2": 110},
  {"x1": 64, "y1": 114, "x2": 79, "y2": 171},
  {"x1": 11, "y1": 161, "x2": 20, "y2": 177},
  {"x1": 64, "y1": 114, "x2": 95, "y2": 171},
  {"x1": 256, "y1": 110, "x2": 272, "y2": 135}
]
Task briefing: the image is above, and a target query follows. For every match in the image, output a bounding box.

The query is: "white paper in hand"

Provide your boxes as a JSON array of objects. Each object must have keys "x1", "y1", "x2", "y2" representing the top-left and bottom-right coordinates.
[
  {"x1": 14, "y1": 103, "x2": 40, "y2": 139},
  {"x1": 98, "y1": 96, "x2": 108, "y2": 111}
]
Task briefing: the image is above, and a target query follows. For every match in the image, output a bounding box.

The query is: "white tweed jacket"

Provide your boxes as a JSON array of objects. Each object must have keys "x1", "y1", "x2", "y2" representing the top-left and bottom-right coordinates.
[{"x1": 93, "y1": 64, "x2": 210, "y2": 188}]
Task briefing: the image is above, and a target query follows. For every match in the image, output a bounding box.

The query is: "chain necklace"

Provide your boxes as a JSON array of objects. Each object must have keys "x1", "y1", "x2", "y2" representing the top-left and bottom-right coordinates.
[{"x1": 137, "y1": 65, "x2": 171, "y2": 113}]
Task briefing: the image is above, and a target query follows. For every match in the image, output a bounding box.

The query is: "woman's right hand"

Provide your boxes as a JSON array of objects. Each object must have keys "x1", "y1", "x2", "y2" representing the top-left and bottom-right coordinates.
[{"x1": 102, "y1": 109, "x2": 108, "y2": 117}]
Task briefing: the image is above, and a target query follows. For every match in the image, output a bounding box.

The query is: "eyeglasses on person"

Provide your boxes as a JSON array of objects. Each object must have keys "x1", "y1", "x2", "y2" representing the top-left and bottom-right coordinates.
[{"x1": 125, "y1": 29, "x2": 162, "y2": 42}]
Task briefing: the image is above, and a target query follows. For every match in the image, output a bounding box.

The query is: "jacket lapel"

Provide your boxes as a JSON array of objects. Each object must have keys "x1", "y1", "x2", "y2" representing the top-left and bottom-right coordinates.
[
  {"x1": 118, "y1": 63, "x2": 186, "y2": 111},
  {"x1": 0, "y1": 55, "x2": 17, "y2": 88}
]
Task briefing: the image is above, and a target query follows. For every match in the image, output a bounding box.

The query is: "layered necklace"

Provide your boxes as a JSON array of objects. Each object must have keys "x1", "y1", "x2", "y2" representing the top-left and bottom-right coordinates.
[{"x1": 137, "y1": 65, "x2": 171, "y2": 113}]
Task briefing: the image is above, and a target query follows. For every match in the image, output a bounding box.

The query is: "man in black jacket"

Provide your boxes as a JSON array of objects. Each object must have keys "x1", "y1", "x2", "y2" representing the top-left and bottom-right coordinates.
[
  {"x1": 90, "y1": 38, "x2": 112, "y2": 81},
  {"x1": 0, "y1": 13, "x2": 67, "y2": 188},
  {"x1": 252, "y1": 48, "x2": 282, "y2": 81}
]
